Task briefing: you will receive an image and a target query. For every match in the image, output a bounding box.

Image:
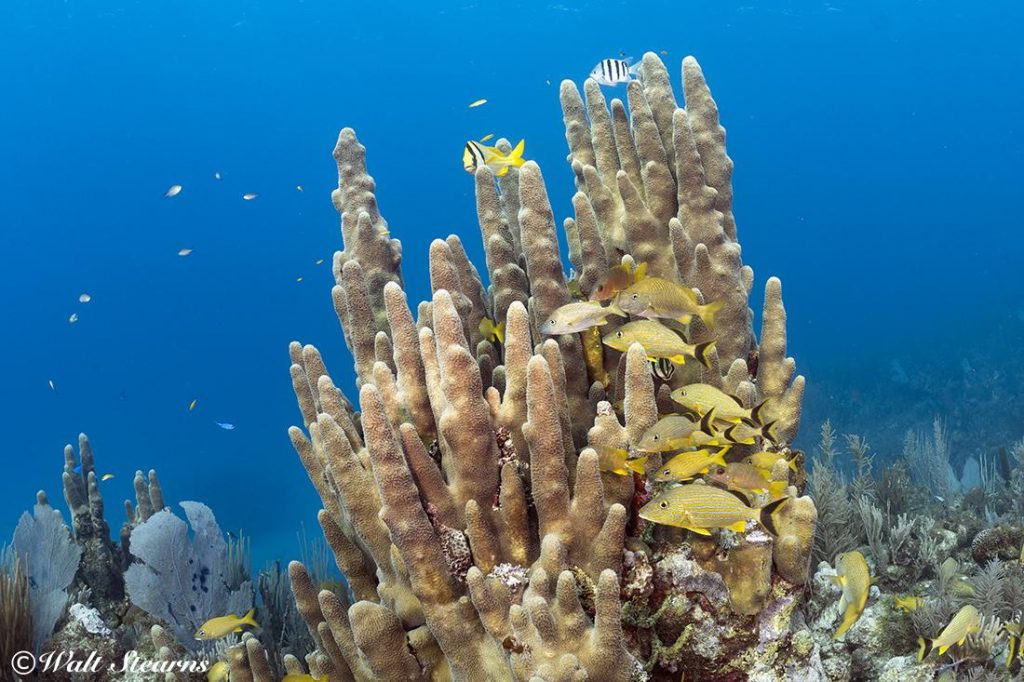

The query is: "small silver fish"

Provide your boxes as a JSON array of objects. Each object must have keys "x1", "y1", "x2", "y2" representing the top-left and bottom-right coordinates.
[{"x1": 216, "y1": 422, "x2": 235, "y2": 430}]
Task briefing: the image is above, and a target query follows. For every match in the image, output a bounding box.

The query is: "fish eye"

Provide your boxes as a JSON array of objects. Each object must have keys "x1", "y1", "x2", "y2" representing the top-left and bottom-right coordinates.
[
  {"x1": 616, "y1": 331, "x2": 623, "y2": 337},
  {"x1": 659, "y1": 501, "x2": 669, "y2": 508},
  {"x1": 663, "y1": 469, "x2": 671, "y2": 476},
  {"x1": 631, "y1": 293, "x2": 639, "y2": 300},
  {"x1": 653, "y1": 435, "x2": 659, "y2": 441}
]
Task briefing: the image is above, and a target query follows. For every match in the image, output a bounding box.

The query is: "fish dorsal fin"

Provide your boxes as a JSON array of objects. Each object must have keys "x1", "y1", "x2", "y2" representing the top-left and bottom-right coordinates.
[
  {"x1": 728, "y1": 393, "x2": 745, "y2": 407},
  {"x1": 726, "y1": 488, "x2": 751, "y2": 506},
  {"x1": 633, "y1": 261, "x2": 648, "y2": 280}
]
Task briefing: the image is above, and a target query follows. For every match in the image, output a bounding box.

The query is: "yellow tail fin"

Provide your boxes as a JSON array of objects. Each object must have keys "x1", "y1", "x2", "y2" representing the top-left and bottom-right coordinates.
[
  {"x1": 627, "y1": 456, "x2": 648, "y2": 475},
  {"x1": 507, "y1": 139, "x2": 526, "y2": 166},
  {"x1": 698, "y1": 299, "x2": 724, "y2": 330},
  {"x1": 242, "y1": 607, "x2": 257, "y2": 627}
]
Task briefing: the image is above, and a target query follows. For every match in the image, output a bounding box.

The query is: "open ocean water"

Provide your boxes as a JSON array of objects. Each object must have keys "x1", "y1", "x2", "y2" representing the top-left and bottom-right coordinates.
[{"x1": 1, "y1": 0, "x2": 1021, "y2": 569}]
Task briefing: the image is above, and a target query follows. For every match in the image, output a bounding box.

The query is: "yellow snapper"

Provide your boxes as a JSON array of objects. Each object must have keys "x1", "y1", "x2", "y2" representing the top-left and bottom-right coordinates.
[
  {"x1": 593, "y1": 445, "x2": 648, "y2": 476},
  {"x1": 893, "y1": 595, "x2": 924, "y2": 612},
  {"x1": 540, "y1": 300, "x2": 624, "y2": 335},
  {"x1": 719, "y1": 420, "x2": 779, "y2": 446},
  {"x1": 637, "y1": 414, "x2": 702, "y2": 452},
  {"x1": 653, "y1": 447, "x2": 729, "y2": 482},
  {"x1": 1003, "y1": 621, "x2": 1022, "y2": 669},
  {"x1": 918, "y1": 604, "x2": 981, "y2": 660},
  {"x1": 463, "y1": 139, "x2": 526, "y2": 177},
  {"x1": 639, "y1": 483, "x2": 786, "y2": 535},
  {"x1": 580, "y1": 326, "x2": 610, "y2": 387},
  {"x1": 478, "y1": 317, "x2": 505, "y2": 344},
  {"x1": 591, "y1": 261, "x2": 647, "y2": 302},
  {"x1": 602, "y1": 320, "x2": 715, "y2": 368},
  {"x1": 194, "y1": 608, "x2": 258, "y2": 640},
  {"x1": 282, "y1": 675, "x2": 325, "y2": 682},
  {"x1": 671, "y1": 383, "x2": 770, "y2": 426},
  {"x1": 707, "y1": 462, "x2": 787, "y2": 497},
  {"x1": 207, "y1": 660, "x2": 229, "y2": 682},
  {"x1": 832, "y1": 550, "x2": 871, "y2": 639},
  {"x1": 615, "y1": 276, "x2": 723, "y2": 328},
  {"x1": 743, "y1": 451, "x2": 798, "y2": 473}
]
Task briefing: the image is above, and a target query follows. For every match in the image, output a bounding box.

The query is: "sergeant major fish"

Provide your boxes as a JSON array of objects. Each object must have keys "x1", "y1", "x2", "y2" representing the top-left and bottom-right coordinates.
[
  {"x1": 639, "y1": 483, "x2": 787, "y2": 535},
  {"x1": 590, "y1": 57, "x2": 640, "y2": 86}
]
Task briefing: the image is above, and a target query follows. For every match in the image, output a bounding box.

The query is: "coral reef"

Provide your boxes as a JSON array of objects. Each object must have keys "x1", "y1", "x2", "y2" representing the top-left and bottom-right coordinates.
[{"x1": 277, "y1": 53, "x2": 817, "y2": 681}]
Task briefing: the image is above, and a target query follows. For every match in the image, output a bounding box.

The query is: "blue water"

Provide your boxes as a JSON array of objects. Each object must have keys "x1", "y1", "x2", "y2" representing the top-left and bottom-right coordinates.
[{"x1": 2, "y1": 0, "x2": 1021, "y2": 569}]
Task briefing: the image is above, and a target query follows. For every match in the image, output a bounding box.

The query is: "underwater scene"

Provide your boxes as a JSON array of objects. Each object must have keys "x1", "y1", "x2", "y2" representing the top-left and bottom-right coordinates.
[{"x1": 2, "y1": 0, "x2": 1023, "y2": 680}]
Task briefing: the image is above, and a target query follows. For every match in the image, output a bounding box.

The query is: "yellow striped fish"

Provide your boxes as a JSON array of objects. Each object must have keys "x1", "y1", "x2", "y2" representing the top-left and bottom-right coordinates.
[
  {"x1": 463, "y1": 139, "x2": 527, "y2": 177},
  {"x1": 639, "y1": 483, "x2": 786, "y2": 535},
  {"x1": 832, "y1": 550, "x2": 871, "y2": 639},
  {"x1": 671, "y1": 383, "x2": 770, "y2": 426},
  {"x1": 637, "y1": 414, "x2": 704, "y2": 452},
  {"x1": 743, "y1": 451, "x2": 798, "y2": 474},
  {"x1": 615, "y1": 276, "x2": 723, "y2": 329},
  {"x1": 707, "y1": 462, "x2": 787, "y2": 497},
  {"x1": 602, "y1": 320, "x2": 715, "y2": 368},
  {"x1": 593, "y1": 446, "x2": 648, "y2": 477},
  {"x1": 918, "y1": 604, "x2": 981, "y2": 660},
  {"x1": 652, "y1": 447, "x2": 729, "y2": 483}
]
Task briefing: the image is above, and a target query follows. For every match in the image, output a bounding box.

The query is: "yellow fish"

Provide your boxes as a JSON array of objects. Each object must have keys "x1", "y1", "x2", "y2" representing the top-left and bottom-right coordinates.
[
  {"x1": 893, "y1": 595, "x2": 924, "y2": 612},
  {"x1": 591, "y1": 261, "x2": 647, "y2": 302},
  {"x1": 194, "y1": 608, "x2": 258, "y2": 640},
  {"x1": 281, "y1": 675, "x2": 325, "y2": 682},
  {"x1": 707, "y1": 462, "x2": 787, "y2": 497},
  {"x1": 652, "y1": 447, "x2": 728, "y2": 483},
  {"x1": 602, "y1": 320, "x2": 715, "y2": 368},
  {"x1": 478, "y1": 317, "x2": 505, "y2": 344},
  {"x1": 207, "y1": 660, "x2": 229, "y2": 682},
  {"x1": 189, "y1": 399, "x2": 198, "y2": 412},
  {"x1": 468, "y1": 98, "x2": 487, "y2": 108},
  {"x1": 832, "y1": 551, "x2": 871, "y2": 639},
  {"x1": 918, "y1": 604, "x2": 981, "y2": 660},
  {"x1": 463, "y1": 139, "x2": 527, "y2": 177},
  {"x1": 580, "y1": 326, "x2": 610, "y2": 387},
  {"x1": 1003, "y1": 622, "x2": 1022, "y2": 669},
  {"x1": 639, "y1": 483, "x2": 786, "y2": 535},
  {"x1": 593, "y1": 446, "x2": 647, "y2": 477},
  {"x1": 480, "y1": 133, "x2": 495, "y2": 142},
  {"x1": 540, "y1": 300, "x2": 624, "y2": 335},
  {"x1": 100, "y1": 473, "x2": 115, "y2": 482},
  {"x1": 743, "y1": 451, "x2": 798, "y2": 473},
  {"x1": 718, "y1": 421, "x2": 779, "y2": 446},
  {"x1": 615, "y1": 276, "x2": 723, "y2": 328},
  {"x1": 671, "y1": 383, "x2": 769, "y2": 427},
  {"x1": 637, "y1": 414, "x2": 702, "y2": 452}
]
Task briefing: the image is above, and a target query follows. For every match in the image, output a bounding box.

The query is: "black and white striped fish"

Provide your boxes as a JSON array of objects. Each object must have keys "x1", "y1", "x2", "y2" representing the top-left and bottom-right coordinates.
[
  {"x1": 590, "y1": 58, "x2": 639, "y2": 86},
  {"x1": 650, "y1": 357, "x2": 675, "y2": 382}
]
